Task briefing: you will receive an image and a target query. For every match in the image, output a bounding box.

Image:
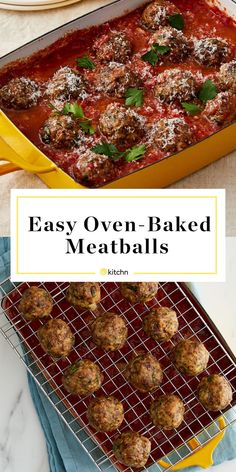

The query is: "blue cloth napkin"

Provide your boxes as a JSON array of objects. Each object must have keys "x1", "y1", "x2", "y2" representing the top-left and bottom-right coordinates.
[{"x1": 0, "y1": 237, "x2": 236, "y2": 472}]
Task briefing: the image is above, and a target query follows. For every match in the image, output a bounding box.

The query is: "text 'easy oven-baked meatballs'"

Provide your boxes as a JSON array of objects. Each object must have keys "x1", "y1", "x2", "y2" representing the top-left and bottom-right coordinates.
[
  {"x1": 218, "y1": 60, "x2": 236, "y2": 93},
  {"x1": 171, "y1": 339, "x2": 209, "y2": 376},
  {"x1": 66, "y1": 282, "x2": 101, "y2": 311},
  {"x1": 203, "y1": 91, "x2": 236, "y2": 125},
  {"x1": 193, "y1": 37, "x2": 231, "y2": 67},
  {"x1": 87, "y1": 396, "x2": 124, "y2": 431},
  {"x1": 197, "y1": 374, "x2": 232, "y2": 411},
  {"x1": 62, "y1": 359, "x2": 103, "y2": 396},
  {"x1": 93, "y1": 32, "x2": 132, "y2": 63},
  {"x1": 113, "y1": 431, "x2": 151, "y2": 468},
  {"x1": 37, "y1": 318, "x2": 74, "y2": 358},
  {"x1": 150, "y1": 394, "x2": 185, "y2": 430},
  {"x1": 72, "y1": 150, "x2": 115, "y2": 188},
  {"x1": 155, "y1": 69, "x2": 197, "y2": 103},
  {"x1": 143, "y1": 306, "x2": 178, "y2": 342},
  {"x1": 99, "y1": 103, "x2": 145, "y2": 147},
  {"x1": 151, "y1": 118, "x2": 193, "y2": 153},
  {"x1": 151, "y1": 27, "x2": 191, "y2": 62},
  {"x1": 18, "y1": 286, "x2": 53, "y2": 321},
  {"x1": 0, "y1": 77, "x2": 40, "y2": 110},
  {"x1": 40, "y1": 114, "x2": 81, "y2": 149},
  {"x1": 45, "y1": 66, "x2": 86, "y2": 101},
  {"x1": 125, "y1": 353, "x2": 163, "y2": 392},
  {"x1": 120, "y1": 282, "x2": 158, "y2": 304},
  {"x1": 95, "y1": 62, "x2": 138, "y2": 98},
  {"x1": 90, "y1": 312, "x2": 128, "y2": 351},
  {"x1": 141, "y1": 0, "x2": 180, "y2": 31}
]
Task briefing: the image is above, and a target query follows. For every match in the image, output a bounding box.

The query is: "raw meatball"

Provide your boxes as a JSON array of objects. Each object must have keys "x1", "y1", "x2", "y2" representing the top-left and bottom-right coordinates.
[
  {"x1": 99, "y1": 103, "x2": 144, "y2": 146},
  {"x1": 90, "y1": 312, "x2": 127, "y2": 351},
  {"x1": 193, "y1": 38, "x2": 230, "y2": 67},
  {"x1": 120, "y1": 282, "x2": 158, "y2": 304},
  {"x1": 66, "y1": 282, "x2": 101, "y2": 311},
  {"x1": 96, "y1": 62, "x2": 138, "y2": 98},
  {"x1": 62, "y1": 359, "x2": 103, "y2": 396},
  {"x1": 151, "y1": 27, "x2": 191, "y2": 61},
  {"x1": 125, "y1": 353, "x2": 163, "y2": 392},
  {"x1": 197, "y1": 374, "x2": 233, "y2": 411},
  {"x1": 141, "y1": 0, "x2": 180, "y2": 31},
  {"x1": 87, "y1": 396, "x2": 124, "y2": 431},
  {"x1": 94, "y1": 32, "x2": 132, "y2": 63},
  {"x1": 18, "y1": 286, "x2": 53, "y2": 321},
  {"x1": 151, "y1": 118, "x2": 193, "y2": 153},
  {"x1": 218, "y1": 60, "x2": 236, "y2": 93},
  {"x1": 171, "y1": 339, "x2": 209, "y2": 376},
  {"x1": 72, "y1": 150, "x2": 115, "y2": 187},
  {"x1": 40, "y1": 114, "x2": 81, "y2": 149},
  {"x1": 0, "y1": 77, "x2": 40, "y2": 110},
  {"x1": 37, "y1": 318, "x2": 74, "y2": 358},
  {"x1": 150, "y1": 394, "x2": 185, "y2": 429},
  {"x1": 203, "y1": 91, "x2": 236, "y2": 125},
  {"x1": 45, "y1": 67, "x2": 86, "y2": 101},
  {"x1": 143, "y1": 306, "x2": 178, "y2": 342},
  {"x1": 113, "y1": 431, "x2": 151, "y2": 468},
  {"x1": 155, "y1": 69, "x2": 197, "y2": 103}
]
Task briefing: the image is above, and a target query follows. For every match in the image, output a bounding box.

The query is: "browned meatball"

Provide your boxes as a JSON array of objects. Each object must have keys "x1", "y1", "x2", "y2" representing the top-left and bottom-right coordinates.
[
  {"x1": 151, "y1": 27, "x2": 191, "y2": 61},
  {"x1": 155, "y1": 69, "x2": 197, "y2": 103},
  {"x1": 125, "y1": 353, "x2": 163, "y2": 392},
  {"x1": 62, "y1": 359, "x2": 103, "y2": 396},
  {"x1": 193, "y1": 38, "x2": 231, "y2": 67},
  {"x1": 18, "y1": 286, "x2": 53, "y2": 321},
  {"x1": 90, "y1": 312, "x2": 127, "y2": 351},
  {"x1": 66, "y1": 282, "x2": 101, "y2": 311},
  {"x1": 37, "y1": 318, "x2": 74, "y2": 358},
  {"x1": 151, "y1": 118, "x2": 193, "y2": 153},
  {"x1": 197, "y1": 374, "x2": 233, "y2": 411},
  {"x1": 46, "y1": 67, "x2": 86, "y2": 101},
  {"x1": 87, "y1": 396, "x2": 124, "y2": 431},
  {"x1": 72, "y1": 150, "x2": 115, "y2": 188},
  {"x1": 171, "y1": 339, "x2": 209, "y2": 376},
  {"x1": 120, "y1": 282, "x2": 158, "y2": 304},
  {"x1": 99, "y1": 103, "x2": 145, "y2": 146},
  {"x1": 96, "y1": 62, "x2": 138, "y2": 98},
  {"x1": 94, "y1": 32, "x2": 132, "y2": 63},
  {"x1": 203, "y1": 92, "x2": 236, "y2": 125},
  {"x1": 113, "y1": 431, "x2": 151, "y2": 468},
  {"x1": 143, "y1": 306, "x2": 178, "y2": 342},
  {"x1": 141, "y1": 0, "x2": 180, "y2": 31},
  {"x1": 218, "y1": 60, "x2": 236, "y2": 93},
  {"x1": 40, "y1": 114, "x2": 81, "y2": 149},
  {"x1": 0, "y1": 77, "x2": 40, "y2": 110},
  {"x1": 150, "y1": 394, "x2": 185, "y2": 429}
]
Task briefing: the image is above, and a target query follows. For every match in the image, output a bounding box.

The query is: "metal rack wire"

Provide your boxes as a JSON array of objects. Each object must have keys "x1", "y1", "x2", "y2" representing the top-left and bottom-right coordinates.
[{"x1": 0, "y1": 279, "x2": 236, "y2": 472}]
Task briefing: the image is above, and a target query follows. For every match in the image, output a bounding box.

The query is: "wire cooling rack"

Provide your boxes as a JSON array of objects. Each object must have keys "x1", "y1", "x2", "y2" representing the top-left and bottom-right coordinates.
[{"x1": 0, "y1": 280, "x2": 236, "y2": 472}]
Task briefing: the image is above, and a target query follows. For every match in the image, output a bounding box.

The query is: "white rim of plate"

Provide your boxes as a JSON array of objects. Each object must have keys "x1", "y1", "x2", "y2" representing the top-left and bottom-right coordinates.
[{"x1": 0, "y1": 0, "x2": 80, "y2": 8}]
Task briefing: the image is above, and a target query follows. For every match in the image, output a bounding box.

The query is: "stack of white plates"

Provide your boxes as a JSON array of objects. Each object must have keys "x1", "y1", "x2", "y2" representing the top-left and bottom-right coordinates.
[{"x1": 0, "y1": 0, "x2": 81, "y2": 11}]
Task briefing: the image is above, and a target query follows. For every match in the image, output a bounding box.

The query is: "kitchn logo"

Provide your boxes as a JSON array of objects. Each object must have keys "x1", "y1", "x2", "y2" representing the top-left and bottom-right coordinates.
[{"x1": 100, "y1": 268, "x2": 129, "y2": 276}]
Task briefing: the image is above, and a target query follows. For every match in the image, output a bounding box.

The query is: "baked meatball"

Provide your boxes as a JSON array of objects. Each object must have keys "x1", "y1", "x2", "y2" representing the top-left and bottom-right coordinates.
[
  {"x1": 203, "y1": 92, "x2": 236, "y2": 125},
  {"x1": 141, "y1": 0, "x2": 180, "y2": 31},
  {"x1": 18, "y1": 286, "x2": 53, "y2": 321},
  {"x1": 197, "y1": 374, "x2": 233, "y2": 411},
  {"x1": 94, "y1": 32, "x2": 132, "y2": 63},
  {"x1": 87, "y1": 396, "x2": 124, "y2": 431},
  {"x1": 40, "y1": 114, "x2": 81, "y2": 149},
  {"x1": 155, "y1": 69, "x2": 197, "y2": 103},
  {"x1": 125, "y1": 353, "x2": 163, "y2": 392},
  {"x1": 96, "y1": 62, "x2": 138, "y2": 98},
  {"x1": 218, "y1": 60, "x2": 236, "y2": 93},
  {"x1": 72, "y1": 150, "x2": 115, "y2": 187},
  {"x1": 151, "y1": 27, "x2": 190, "y2": 61},
  {"x1": 62, "y1": 359, "x2": 103, "y2": 396},
  {"x1": 99, "y1": 103, "x2": 144, "y2": 146},
  {"x1": 151, "y1": 118, "x2": 193, "y2": 153},
  {"x1": 193, "y1": 38, "x2": 230, "y2": 67},
  {"x1": 0, "y1": 77, "x2": 40, "y2": 110},
  {"x1": 46, "y1": 67, "x2": 86, "y2": 101},
  {"x1": 66, "y1": 282, "x2": 101, "y2": 311},
  {"x1": 113, "y1": 431, "x2": 151, "y2": 468},
  {"x1": 37, "y1": 318, "x2": 74, "y2": 358},
  {"x1": 90, "y1": 312, "x2": 127, "y2": 351},
  {"x1": 120, "y1": 282, "x2": 158, "y2": 304},
  {"x1": 143, "y1": 306, "x2": 178, "y2": 342},
  {"x1": 171, "y1": 339, "x2": 209, "y2": 376},
  {"x1": 150, "y1": 394, "x2": 185, "y2": 429}
]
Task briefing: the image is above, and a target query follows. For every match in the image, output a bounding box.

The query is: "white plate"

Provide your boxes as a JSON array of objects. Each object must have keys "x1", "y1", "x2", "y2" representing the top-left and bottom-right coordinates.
[{"x1": 0, "y1": 0, "x2": 80, "y2": 9}]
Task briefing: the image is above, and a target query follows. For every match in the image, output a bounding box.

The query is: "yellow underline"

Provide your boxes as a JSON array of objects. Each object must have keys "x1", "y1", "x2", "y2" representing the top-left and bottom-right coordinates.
[
  {"x1": 16, "y1": 272, "x2": 96, "y2": 275},
  {"x1": 134, "y1": 272, "x2": 217, "y2": 275}
]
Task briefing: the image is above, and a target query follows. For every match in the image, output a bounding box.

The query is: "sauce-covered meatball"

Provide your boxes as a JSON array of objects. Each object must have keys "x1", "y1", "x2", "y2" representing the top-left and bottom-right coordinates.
[
  {"x1": 171, "y1": 339, "x2": 209, "y2": 376},
  {"x1": 37, "y1": 318, "x2": 74, "y2": 358},
  {"x1": 141, "y1": 0, "x2": 180, "y2": 31},
  {"x1": 18, "y1": 286, "x2": 53, "y2": 321},
  {"x1": 150, "y1": 394, "x2": 185, "y2": 429},
  {"x1": 46, "y1": 66, "x2": 86, "y2": 101},
  {"x1": 99, "y1": 103, "x2": 145, "y2": 146},
  {"x1": 151, "y1": 118, "x2": 193, "y2": 153},
  {"x1": 218, "y1": 60, "x2": 236, "y2": 93},
  {"x1": 96, "y1": 62, "x2": 138, "y2": 98},
  {"x1": 87, "y1": 396, "x2": 124, "y2": 431},
  {"x1": 90, "y1": 312, "x2": 127, "y2": 351},
  {"x1": 120, "y1": 282, "x2": 158, "y2": 304},
  {"x1": 151, "y1": 27, "x2": 191, "y2": 61},
  {"x1": 193, "y1": 38, "x2": 230, "y2": 67},
  {"x1": 40, "y1": 114, "x2": 81, "y2": 149},
  {"x1": 72, "y1": 150, "x2": 115, "y2": 188},
  {"x1": 197, "y1": 374, "x2": 233, "y2": 411},
  {"x1": 143, "y1": 306, "x2": 178, "y2": 342},
  {"x1": 66, "y1": 282, "x2": 101, "y2": 311},
  {"x1": 0, "y1": 77, "x2": 40, "y2": 110},
  {"x1": 113, "y1": 431, "x2": 151, "y2": 468},
  {"x1": 62, "y1": 359, "x2": 103, "y2": 396},
  {"x1": 155, "y1": 69, "x2": 197, "y2": 103},
  {"x1": 125, "y1": 353, "x2": 163, "y2": 392},
  {"x1": 94, "y1": 32, "x2": 132, "y2": 63},
  {"x1": 203, "y1": 91, "x2": 236, "y2": 125}
]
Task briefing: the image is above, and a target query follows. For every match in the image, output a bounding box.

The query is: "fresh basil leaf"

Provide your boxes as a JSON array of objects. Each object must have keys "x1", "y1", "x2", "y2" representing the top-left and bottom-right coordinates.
[
  {"x1": 125, "y1": 87, "x2": 144, "y2": 107},
  {"x1": 198, "y1": 79, "x2": 218, "y2": 103},
  {"x1": 92, "y1": 142, "x2": 122, "y2": 160},
  {"x1": 62, "y1": 102, "x2": 84, "y2": 118},
  {"x1": 76, "y1": 55, "x2": 95, "y2": 70},
  {"x1": 168, "y1": 13, "x2": 185, "y2": 30},
  {"x1": 181, "y1": 102, "x2": 202, "y2": 115},
  {"x1": 124, "y1": 144, "x2": 146, "y2": 162},
  {"x1": 141, "y1": 48, "x2": 159, "y2": 66},
  {"x1": 153, "y1": 44, "x2": 171, "y2": 55}
]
